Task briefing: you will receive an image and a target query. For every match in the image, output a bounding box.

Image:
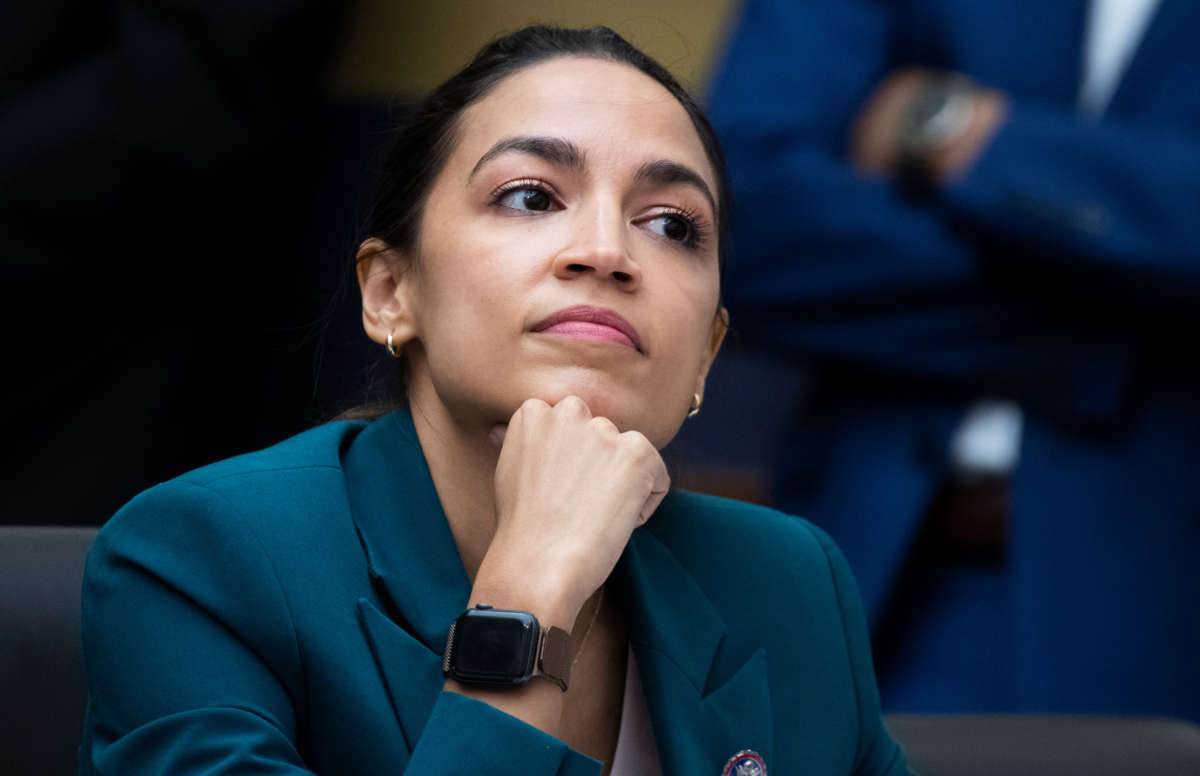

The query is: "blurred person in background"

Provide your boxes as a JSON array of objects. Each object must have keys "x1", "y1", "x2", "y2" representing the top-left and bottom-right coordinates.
[
  {"x1": 0, "y1": 1, "x2": 350, "y2": 526},
  {"x1": 708, "y1": 0, "x2": 1200, "y2": 719}
]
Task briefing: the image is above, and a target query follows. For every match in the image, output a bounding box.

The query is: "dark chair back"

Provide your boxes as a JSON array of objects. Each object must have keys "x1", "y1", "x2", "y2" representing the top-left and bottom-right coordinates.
[
  {"x1": 1, "y1": 526, "x2": 98, "y2": 776},
  {"x1": 887, "y1": 713, "x2": 1200, "y2": 775}
]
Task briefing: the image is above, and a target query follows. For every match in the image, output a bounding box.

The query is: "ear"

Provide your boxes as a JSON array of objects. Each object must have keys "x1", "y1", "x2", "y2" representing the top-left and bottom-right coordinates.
[
  {"x1": 693, "y1": 306, "x2": 730, "y2": 401},
  {"x1": 356, "y1": 237, "x2": 417, "y2": 351}
]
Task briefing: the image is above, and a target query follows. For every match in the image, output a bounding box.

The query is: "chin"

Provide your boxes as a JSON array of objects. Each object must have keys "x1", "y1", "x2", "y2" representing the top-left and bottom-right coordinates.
[{"x1": 521, "y1": 382, "x2": 683, "y2": 449}]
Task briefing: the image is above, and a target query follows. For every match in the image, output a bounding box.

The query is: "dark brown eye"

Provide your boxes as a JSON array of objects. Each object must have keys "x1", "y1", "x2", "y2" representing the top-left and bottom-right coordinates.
[
  {"x1": 648, "y1": 214, "x2": 693, "y2": 243},
  {"x1": 497, "y1": 187, "x2": 552, "y2": 211}
]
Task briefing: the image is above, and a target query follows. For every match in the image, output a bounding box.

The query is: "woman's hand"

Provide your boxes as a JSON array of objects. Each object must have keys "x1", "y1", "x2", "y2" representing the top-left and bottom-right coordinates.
[
  {"x1": 473, "y1": 395, "x2": 670, "y2": 629},
  {"x1": 444, "y1": 396, "x2": 664, "y2": 734}
]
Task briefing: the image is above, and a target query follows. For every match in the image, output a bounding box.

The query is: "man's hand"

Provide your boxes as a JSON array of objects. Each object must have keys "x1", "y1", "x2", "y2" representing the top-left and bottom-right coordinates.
[{"x1": 850, "y1": 67, "x2": 1009, "y2": 184}]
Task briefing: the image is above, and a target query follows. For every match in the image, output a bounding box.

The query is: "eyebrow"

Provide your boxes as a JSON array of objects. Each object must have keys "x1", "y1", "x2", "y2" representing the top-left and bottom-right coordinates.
[
  {"x1": 634, "y1": 159, "x2": 717, "y2": 215},
  {"x1": 469, "y1": 135, "x2": 586, "y2": 179},
  {"x1": 468, "y1": 134, "x2": 717, "y2": 214}
]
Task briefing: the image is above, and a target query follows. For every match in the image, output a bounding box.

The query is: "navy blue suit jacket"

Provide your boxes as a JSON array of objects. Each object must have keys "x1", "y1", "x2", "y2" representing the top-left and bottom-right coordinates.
[
  {"x1": 80, "y1": 410, "x2": 908, "y2": 774},
  {"x1": 708, "y1": 0, "x2": 1200, "y2": 718}
]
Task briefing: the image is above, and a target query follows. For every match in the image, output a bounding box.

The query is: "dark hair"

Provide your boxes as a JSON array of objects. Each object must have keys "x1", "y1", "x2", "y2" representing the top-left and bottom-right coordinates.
[
  {"x1": 363, "y1": 24, "x2": 732, "y2": 273},
  {"x1": 337, "y1": 25, "x2": 731, "y2": 420}
]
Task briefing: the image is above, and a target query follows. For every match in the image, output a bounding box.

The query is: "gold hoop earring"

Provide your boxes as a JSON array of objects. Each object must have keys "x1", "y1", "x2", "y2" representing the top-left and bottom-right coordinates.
[
  {"x1": 687, "y1": 392, "x2": 702, "y2": 419},
  {"x1": 385, "y1": 331, "x2": 401, "y2": 358}
]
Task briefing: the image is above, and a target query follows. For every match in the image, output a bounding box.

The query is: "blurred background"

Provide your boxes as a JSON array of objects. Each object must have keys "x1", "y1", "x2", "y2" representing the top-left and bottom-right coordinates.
[{"x1": 1, "y1": 0, "x2": 779, "y2": 535}]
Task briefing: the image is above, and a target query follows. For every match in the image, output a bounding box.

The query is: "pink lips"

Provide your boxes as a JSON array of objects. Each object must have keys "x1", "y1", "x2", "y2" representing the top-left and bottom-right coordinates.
[{"x1": 531, "y1": 305, "x2": 643, "y2": 352}]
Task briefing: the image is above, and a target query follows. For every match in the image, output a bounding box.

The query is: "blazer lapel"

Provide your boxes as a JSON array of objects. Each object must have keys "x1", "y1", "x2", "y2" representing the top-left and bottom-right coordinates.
[
  {"x1": 614, "y1": 517, "x2": 773, "y2": 775},
  {"x1": 342, "y1": 410, "x2": 472, "y2": 746}
]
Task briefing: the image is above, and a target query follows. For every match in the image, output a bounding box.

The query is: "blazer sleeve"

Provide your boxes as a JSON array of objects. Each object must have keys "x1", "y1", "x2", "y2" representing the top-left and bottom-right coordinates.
[
  {"x1": 81, "y1": 479, "x2": 603, "y2": 776},
  {"x1": 807, "y1": 523, "x2": 911, "y2": 776},
  {"x1": 81, "y1": 481, "x2": 315, "y2": 775},
  {"x1": 705, "y1": 0, "x2": 1144, "y2": 420}
]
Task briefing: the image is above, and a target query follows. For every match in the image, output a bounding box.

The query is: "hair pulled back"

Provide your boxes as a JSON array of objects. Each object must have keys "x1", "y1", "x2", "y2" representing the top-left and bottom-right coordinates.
[{"x1": 362, "y1": 24, "x2": 731, "y2": 274}]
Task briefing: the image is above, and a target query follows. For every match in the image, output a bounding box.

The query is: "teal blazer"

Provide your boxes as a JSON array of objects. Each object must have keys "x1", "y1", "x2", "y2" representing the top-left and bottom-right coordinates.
[{"x1": 80, "y1": 410, "x2": 909, "y2": 775}]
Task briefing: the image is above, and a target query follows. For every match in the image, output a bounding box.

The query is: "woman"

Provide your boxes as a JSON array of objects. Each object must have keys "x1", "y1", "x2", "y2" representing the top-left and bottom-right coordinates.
[{"x1": 80, "y1": 26, "x2": 910, "y2": 776}]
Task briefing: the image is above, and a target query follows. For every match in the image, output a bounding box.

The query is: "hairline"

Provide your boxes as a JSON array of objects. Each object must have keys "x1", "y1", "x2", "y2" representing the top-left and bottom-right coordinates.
[{"x1": 433, "y1": 53, "x2": 721, "y2": 213}]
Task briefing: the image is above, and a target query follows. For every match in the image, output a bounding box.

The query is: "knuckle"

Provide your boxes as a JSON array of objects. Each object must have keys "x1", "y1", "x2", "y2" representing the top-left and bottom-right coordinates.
[
  {"x1": 558, "y1": 395, "x2": 589, "y2": 414},
  {"x1": 587, "y1": 415, "x2": 617, "y2": 434},
  {"x1": 621, "y1": 430, "x2": 654, "y2": 454},
  {"x1": 622, "y1": 435, "x2": 661, "y2": 469},
  {"x1": 520, "y1": 397, "x2": 548, "y2": 414}
]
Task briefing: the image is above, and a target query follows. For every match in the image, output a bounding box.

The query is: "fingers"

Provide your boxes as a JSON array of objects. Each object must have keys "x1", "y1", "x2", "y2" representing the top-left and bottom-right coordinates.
[
  {"x1": 507, "y1": 396, "x2": 590, "y2": 427},
  {"x1": 623, "y1": 430, "x2": 669, "y2": 525},
  {"x1": 511, "y1": 397, "x2": 551, "y2": 423},
  {"x1": 500, "y1": 396, "x2": 669, "y2": 528},
  {"x1": 503, "y1": 398, "x2": 547, "y2": 445},
  {"x1": 554, "y1": 394, "x2": 592, "y2": 418},
  {"x1": 639, "y1": 485, "x2": 669, "y2": 526},
  {"x1": 503, "y1": 396, "x2": 596, "y2": 448},
  {"x1": 486, "y1": 395, "x2": 671, "y2": 618},
  {"x1": 587, "y1": 414, "x2": 618, "y2": 435}
]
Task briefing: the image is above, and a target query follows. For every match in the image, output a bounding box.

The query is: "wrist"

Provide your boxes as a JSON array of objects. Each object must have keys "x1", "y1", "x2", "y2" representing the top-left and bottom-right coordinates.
[
  {"x1": 927, "y1": 91, "x2": 1007, "y2": 183},
  {"x1": 470, "y1": 551, "x2": 581, "y2": 630},
  {"x1": 894, "y1": 75, "x2": 1005, "y2": 192}
]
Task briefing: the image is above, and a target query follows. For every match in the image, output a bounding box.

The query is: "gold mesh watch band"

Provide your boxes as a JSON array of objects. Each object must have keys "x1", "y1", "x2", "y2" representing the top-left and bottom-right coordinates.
[{"x1": 535, "y1": 625, "x2": 572, "y2": 691}]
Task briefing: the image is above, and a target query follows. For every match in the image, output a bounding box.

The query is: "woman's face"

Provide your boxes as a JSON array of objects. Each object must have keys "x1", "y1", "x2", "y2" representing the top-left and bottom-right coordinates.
[{"x1": 364, "y1": 56, "x2": 726, "y2": 448}]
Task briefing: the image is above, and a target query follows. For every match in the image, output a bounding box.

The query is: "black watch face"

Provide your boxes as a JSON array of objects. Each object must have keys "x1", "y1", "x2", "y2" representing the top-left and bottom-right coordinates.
[{"x1": 451, "y1": 609, "x2": 539, "y2": 684}]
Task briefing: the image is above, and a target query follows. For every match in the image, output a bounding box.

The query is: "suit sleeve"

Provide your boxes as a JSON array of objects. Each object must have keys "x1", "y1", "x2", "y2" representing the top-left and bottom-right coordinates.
[
  {"x1": 705, "y1": 0, "x2": 1152, "y2": 418},
  {"x1": 808, "y1": 524, "x2": 912, "y2": 776},
  {"x1": 943, "y1": 104, "x2": 1200, "y2": 317},
  {"x1": 81, "y1": 480, "x2": 603, "y2": 775}
]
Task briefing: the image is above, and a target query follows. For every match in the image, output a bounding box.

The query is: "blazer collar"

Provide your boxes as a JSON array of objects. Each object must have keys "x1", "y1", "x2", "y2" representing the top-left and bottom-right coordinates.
[{"x1": 344, "y1": 410, "x2": 772, "y2": 769}]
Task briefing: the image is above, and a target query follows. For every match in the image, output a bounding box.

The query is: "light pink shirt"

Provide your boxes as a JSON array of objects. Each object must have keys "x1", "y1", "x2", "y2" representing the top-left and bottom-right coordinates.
[{"x1": 608, "y1": 648, "x2": 663, "y2": 776}]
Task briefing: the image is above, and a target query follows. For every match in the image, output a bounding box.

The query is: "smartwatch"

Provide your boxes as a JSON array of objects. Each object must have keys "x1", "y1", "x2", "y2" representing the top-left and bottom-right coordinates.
[
  {"x1": 442, "y1": 604, "x2": 572, "y2": 691},
  {"x1": 896, "y1": 74, "x2": 978, "y2": 195}
]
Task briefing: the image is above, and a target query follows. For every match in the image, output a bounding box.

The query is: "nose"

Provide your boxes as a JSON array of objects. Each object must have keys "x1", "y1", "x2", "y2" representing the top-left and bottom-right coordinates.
[{"x1": 551, "y1": 203, "x2": 641, "y2": 291}]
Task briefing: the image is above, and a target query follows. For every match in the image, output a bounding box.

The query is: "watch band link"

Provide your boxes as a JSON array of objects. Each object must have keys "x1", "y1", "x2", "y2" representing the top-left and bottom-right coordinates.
[
  {"x1": 441, "y1": 621, "x2": 456, "y2": 675},
  {"x1": 536, "y1": 625, "x2": 572, "y2": 691}
]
